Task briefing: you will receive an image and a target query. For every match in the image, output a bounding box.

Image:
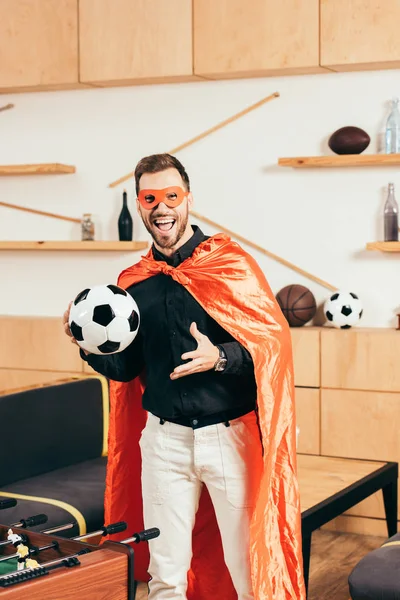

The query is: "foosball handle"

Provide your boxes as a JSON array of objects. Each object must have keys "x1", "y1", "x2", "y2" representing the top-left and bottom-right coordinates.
[
  {"x1": 102, "y1": 521, "x2": 127, "y2": 536},
  {"x1": 121, "y1": 527, "x2": 160, "y2": 545},
  {"x1": 134, "y1": 528, "x2": 160, "y2": 543},
  {"x1": 0, "y1": 498, "x2": 17, "y2": 510},
  {"x1": 19, "y1": 514, "x2": 48, "y2": 528}
]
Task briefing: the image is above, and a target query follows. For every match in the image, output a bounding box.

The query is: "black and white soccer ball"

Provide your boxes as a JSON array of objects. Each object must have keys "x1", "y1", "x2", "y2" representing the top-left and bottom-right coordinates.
[
  {"x1": 69, "y1": 284, "x2": 140, "y2": 355},
  {"x1": 324, "y1": 291, "x2": 363, "y2": 329}
]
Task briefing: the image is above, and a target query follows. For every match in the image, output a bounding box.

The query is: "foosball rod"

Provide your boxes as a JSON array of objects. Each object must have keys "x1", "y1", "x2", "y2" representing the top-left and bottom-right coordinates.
[
  {"x1": 41, "y1": 522, "x2": 75, "y2": 535},
  {"x1": 0, "y1": 549, "x2": 89, "y2": 587},
  {"x1": 9, "y1": 514, "x2": 48, "y2": 530},
  {"x1": 40, "y1": 520, "x2": 127, "y2": 538},
  {"x1": 120, "y1": 527, "x2": 160, "y2": 545},
  {"x1": 0, "y1": 528, "x2": 159, "y2": 580},
  {"x1": 0, "y1": 540, "x2": 59, "y2": 564},
  {"x1": 0, "y1": 514, "x2": 48, "y2": 548},
  {"x1": 73, "y1": 521, "x2": 127, "y2": 541}
]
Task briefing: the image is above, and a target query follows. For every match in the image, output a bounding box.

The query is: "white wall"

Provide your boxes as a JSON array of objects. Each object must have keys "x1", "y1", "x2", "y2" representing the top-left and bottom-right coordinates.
[{"x1": 0, "y1": 68, "x2": 399, "y2": 327}]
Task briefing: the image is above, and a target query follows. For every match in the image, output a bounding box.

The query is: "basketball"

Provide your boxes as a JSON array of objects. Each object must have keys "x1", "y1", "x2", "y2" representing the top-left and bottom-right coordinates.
[{"x1": 276, "y1": 284, "x2": 317, "y2": 327}]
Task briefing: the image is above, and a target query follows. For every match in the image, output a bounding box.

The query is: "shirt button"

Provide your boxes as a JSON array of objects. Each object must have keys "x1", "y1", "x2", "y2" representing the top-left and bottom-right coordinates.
[{"x1": 192, "y1": 419, "x2": 198, "y2": 426}]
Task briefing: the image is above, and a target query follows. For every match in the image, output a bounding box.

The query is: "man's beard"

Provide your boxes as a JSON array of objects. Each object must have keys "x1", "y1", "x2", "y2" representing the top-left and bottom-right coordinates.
[{"x1": 143, "y1": 207, "x2": 189, "y2": 249}]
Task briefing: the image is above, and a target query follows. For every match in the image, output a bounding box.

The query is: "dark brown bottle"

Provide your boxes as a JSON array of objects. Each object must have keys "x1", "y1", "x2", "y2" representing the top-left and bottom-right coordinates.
[
  {"x1": 384, "y1": 183, "x2": 399, "y2": 242},
  {"x1": 118, "y1": 189, "x2": 133, "y2": 241}
]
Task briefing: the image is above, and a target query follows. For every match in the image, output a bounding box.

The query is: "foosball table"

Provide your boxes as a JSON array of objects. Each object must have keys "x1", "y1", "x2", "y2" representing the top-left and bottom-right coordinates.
[{"x1": 0, "y1": 498, "x2": 159, "y2": 599}]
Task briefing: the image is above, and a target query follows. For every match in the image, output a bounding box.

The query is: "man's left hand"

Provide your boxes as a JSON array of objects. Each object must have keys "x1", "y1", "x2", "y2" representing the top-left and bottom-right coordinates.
[{"x1": 170, "y1": 322, "x2": 219, "y2": 380}]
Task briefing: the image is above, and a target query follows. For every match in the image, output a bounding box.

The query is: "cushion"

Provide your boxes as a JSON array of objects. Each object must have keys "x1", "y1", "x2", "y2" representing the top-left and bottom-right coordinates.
[
  {"x1": 0, "y1": 456, "x2": 107, "y2": 538},
  {"x1": 349, "y1": 533, "x2": 400, "y2": 599},
  {"x1": 0, "y1": 377, "x2": 108, "y2": 486}
]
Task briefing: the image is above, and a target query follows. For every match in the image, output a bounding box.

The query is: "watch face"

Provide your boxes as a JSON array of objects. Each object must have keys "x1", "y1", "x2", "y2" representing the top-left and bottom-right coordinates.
[{"x1": 215, "y1": 358, "x2": 227, "y2": 371}]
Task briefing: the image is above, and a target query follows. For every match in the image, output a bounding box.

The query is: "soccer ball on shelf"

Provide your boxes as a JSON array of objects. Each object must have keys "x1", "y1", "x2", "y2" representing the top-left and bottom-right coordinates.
[
  {"x1": 69, "y1": 284, "x2": 140, "y2": 355},
  {"x1": 323, "y1": 291, "x2": 363, "y2": 329}
]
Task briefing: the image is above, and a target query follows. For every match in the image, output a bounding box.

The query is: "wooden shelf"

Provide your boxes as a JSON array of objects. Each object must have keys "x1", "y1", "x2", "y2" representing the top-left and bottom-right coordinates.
[
  {"x1": 0, "y1": 163, "x2": 76, "y2": 176},
  {"x1": 0, "y1": 241, "x2": 149, "y2": 251},
  {"x1": 278, "y1": 154, "x2": 400, "y2": 169},
  {"x1": 366, "y1": 241, "x2": 400, "y2": 252}
]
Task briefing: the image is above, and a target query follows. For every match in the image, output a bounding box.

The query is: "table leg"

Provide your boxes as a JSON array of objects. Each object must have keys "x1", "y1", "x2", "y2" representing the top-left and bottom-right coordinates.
[
  {"x1": 302, "y1": 532, "x2": 312, "y2": 597},
  {"x1": 382, "y1": 479, "x2": 398, "y2": 538}
]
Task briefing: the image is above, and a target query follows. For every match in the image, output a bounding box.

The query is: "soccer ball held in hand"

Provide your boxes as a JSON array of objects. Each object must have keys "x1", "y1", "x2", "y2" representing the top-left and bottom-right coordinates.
[{"x1": 69, "y1": 284, "x2": 140, "y2": 355}]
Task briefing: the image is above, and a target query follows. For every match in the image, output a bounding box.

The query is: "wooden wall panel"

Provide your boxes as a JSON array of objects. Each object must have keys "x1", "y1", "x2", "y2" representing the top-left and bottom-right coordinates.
[
  {"x1": 291, "y1": 327, "x2": 320, "y2": 388},
  {"x1": 0, "y1": 0, "x2": 80, "y2": 93},
  {"x1": 0, "y1": 369, "x2": 82, "y2": 393},
  {"x1": 79, "y1": 0, "x2": 196, "y2": 85},
  {"x1": 193, "y1": 0, "x2": 323, "y2": 78},
  {"x1": 295, "y1": 387, "x2": 320, "y2": 455},
  {"x1": 321, "y1": 327, "x2": 400, "y2": 392},
  {"x1": 321, "y1": 388, "x2": 400, "y2": 519},
  {"x1": 0, "y1": 316, "x2": 84, "y2": 372},
  {"x1": 321, "y1": 0, "x2": 400, "y2": 72}
]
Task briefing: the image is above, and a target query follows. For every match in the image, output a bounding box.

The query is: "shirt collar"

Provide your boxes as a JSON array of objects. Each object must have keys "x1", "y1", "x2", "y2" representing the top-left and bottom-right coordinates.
[{"x1": 152, "y1": 225, "x2": 207, "y2": 267}]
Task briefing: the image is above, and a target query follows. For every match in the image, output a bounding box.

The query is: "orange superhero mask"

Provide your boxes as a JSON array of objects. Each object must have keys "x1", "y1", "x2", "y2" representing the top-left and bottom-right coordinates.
[
  {"x1": 103, "y1": 233, "x2": 305, "y2": 600},
  {"x1": 138, "y1": 186, "x2": 186, "y2": 210}
]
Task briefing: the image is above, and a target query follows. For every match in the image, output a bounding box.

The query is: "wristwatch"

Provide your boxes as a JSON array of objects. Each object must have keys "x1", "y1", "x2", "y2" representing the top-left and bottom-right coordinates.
[{"x1": 214, "y1": 345, "x2": 228, "y2": 372}]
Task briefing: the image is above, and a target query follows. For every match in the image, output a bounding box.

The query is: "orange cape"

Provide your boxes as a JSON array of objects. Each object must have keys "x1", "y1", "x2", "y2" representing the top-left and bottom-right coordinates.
[{"x1": 104, "y1": 233, "x2": 305, "y2": 600}]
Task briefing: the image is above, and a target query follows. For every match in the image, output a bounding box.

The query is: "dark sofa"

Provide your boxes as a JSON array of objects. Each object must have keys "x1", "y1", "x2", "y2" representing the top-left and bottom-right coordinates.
[
  {"x1": 349, "y1": 532, "x2": 400, "y2": 599},
  {"x1": 0, "y1": 376, "x2": 108, "y2": 538}
]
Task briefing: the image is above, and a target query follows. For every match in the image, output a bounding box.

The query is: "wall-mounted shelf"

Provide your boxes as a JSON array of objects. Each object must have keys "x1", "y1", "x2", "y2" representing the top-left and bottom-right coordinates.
[
  {"x1": 0, "y1": 164, "x2": 76, "y2": 176},
  {"x1": 366, "y1": 241, "x2": 400, "y2": 252},
  {"x1": 278, "y1": 154, "x2": 400, "y2": 169},
  {"x1": 0, "y1": 241, "x2": 148, "y2": 251}
]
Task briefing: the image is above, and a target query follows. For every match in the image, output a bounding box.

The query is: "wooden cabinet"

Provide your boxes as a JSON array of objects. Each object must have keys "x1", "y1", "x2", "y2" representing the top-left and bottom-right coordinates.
[
  {"x1": 0, "y1": 0, "x2": 79, "y2": 93},
  {"x1": 291, "y1": 328, "x2": 320, "y2": 455},
  {"x1": 193, "y1": 0, "x2": 323, "y2": 79},
  {"x1": 321, "y1": 0, "x2": 400, "y2": 71},
  {"x1": 0, "y1": 369, "x2": 81, "y2": 393},
  {"x1": 291, "y1": 327, "x2": 320, "y2": 388},
  {"x1": 79, "y1": 0, "x2": 196, "y2": 86},
  {"x1": 0, "y1": 316, "x2": 83, "y2": 373},
  {"x1": 295, "y1": 387, "x2": 320, "y2": 455},
  {"x1": 321, "y1": 388, "x2": 400, "y2": 520},
  {"x1": 321, "y1": 327, "x2": 400, "y2": 392}
]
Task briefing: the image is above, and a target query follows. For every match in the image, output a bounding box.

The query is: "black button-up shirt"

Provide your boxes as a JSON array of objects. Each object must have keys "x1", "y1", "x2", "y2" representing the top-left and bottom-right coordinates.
[{"x1": 82, "y1": 226, "x2": 256, "y2": 420}]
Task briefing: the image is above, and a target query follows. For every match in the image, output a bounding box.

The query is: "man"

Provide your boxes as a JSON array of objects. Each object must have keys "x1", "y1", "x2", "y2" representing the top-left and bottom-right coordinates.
[{"x1": 63, "y1": 153, "x2": 305, "y2": 600}]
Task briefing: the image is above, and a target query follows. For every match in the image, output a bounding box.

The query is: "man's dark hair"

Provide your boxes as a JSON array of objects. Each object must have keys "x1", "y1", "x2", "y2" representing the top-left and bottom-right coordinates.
[{"x1": 134, "y1": 153, "x2": 190, "y2": 195}]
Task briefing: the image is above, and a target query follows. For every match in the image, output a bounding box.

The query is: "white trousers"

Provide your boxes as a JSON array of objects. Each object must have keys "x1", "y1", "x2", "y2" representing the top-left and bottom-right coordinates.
[{"x1": 139, "y1": 410, "x2": 264, "y2": 600}]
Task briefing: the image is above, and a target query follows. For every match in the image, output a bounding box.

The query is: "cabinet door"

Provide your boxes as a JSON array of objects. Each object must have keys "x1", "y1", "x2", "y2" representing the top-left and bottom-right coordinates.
[
  {"x1": 79, "y1": 0, "x2": 195, "y2": 85},
  {"x1": 291, "y1": 327, "x2": 320, "y2": 388},
  {"x1": 321, "y1": 0, "x2": 400, "y2": 71},
  {"x1": 0, "y1": 316, "x2": 83, "y2": 373},
  {"x1": 193, "y1": 0, "x2": 322, "y2": 79},
  {"x1": 295, "y1": 387, "x2": 320, "y2": 455},
  {"x1": 321, "y1": 328, "x2": 400, "y2": 392},
  {"x1": 321, "y1": 388, "x2": 400, "y2": 520},
  {"x1": 0, "y1": 0, "x2": 79, "y2": 92}
]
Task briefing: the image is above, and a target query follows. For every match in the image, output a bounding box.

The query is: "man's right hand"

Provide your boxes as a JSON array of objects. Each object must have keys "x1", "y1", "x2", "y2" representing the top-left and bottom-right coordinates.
[
  {"x1": 63, "y1": 301, "x2": 89, "y2": 354},
  {"x1": 63, "y1": 301, "x2": 76, "y2": 343}
]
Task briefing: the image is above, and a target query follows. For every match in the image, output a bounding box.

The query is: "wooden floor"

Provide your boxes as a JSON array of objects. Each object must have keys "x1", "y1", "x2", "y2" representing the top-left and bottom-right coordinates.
[{"x1": 135, "y1": 529, "x2": 385, "y2": 599}]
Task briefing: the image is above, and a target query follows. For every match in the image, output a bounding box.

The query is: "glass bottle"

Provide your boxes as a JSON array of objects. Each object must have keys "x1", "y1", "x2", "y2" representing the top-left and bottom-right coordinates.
[
  {"x1": 385, "y1": 97, "x2": 400, "y2": 154},
  {"x1": 118, "y1": 190, "x2": 133, "y2": 241},
  {"x1": 81, "y1": 213, "x2": 95, "y2": 241},
  {"x1": 384, "y1": 183, "x2": 399, "y2": 242}
]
